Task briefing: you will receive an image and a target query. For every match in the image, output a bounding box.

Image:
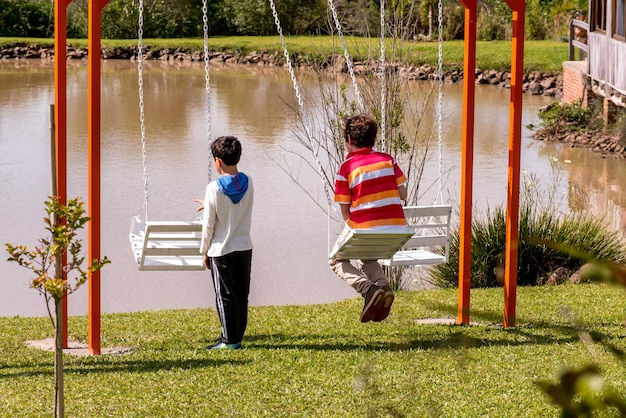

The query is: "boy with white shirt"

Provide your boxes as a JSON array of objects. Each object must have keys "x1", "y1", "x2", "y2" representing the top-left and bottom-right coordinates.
[{"x1": 199, "y1": 136, "x2": 254, "y2": 350}]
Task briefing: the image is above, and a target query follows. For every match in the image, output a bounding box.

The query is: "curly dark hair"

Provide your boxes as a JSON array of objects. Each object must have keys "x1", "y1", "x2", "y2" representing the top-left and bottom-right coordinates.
[
  {"x1": 211, "y1": 136, "x2": 241, "y2": 166},
  {"x1": 343, "y1": 114, "x2": 378, "y2": 148}
]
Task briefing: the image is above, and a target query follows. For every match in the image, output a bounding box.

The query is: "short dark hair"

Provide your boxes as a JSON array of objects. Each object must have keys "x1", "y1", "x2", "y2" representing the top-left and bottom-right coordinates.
[
  {"x1": 343, "y1": 114, "x2": 378, "y2": 148},
  {"x1": 211, "y1": 136, "x2": 242, "y2": 166}
]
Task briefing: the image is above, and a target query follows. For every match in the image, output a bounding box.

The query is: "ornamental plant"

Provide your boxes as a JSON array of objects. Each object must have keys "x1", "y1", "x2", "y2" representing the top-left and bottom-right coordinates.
[{"x1": 5, "y1": 196, "x2": 110, "y2": 418}]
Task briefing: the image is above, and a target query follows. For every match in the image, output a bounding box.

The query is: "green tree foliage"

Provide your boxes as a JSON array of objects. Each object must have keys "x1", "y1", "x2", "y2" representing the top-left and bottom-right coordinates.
[
  {"x1": 220, "y1": 0, "x2": 275, "y2": 35},
  {"x1": 100, "y1": 0, "x2": 210, "y2": 39},
  {"x1": 0, "y1": 0, "x2": 589, "y2": 41},
  {"x1": 476, "y1": 0, "x2": 511, "y2": 40},
  {"x1": 220, "y1": 0, "x2": 325, "y2": 35},
  {"x1": 102, "y1": 0, "x2": 142, "y2": 39},
  {"x1": 329, "y1": 0, "x2": 381, "y2": 36},
  {"x1": 417, "y1": 0, "x2": 464, "y2": 40},
  {"x1": 66, "y1": 1, "x2": 89, "y2": 38},
  {"x1": 550, "y1": 0, "x2": 589, "y2": 39},
  {"x1": 0, "y1": 0, "x2": 54, "y2": 37},
  {"x1": 526, "y1": 0, "x2": 553, "y2": 40}
]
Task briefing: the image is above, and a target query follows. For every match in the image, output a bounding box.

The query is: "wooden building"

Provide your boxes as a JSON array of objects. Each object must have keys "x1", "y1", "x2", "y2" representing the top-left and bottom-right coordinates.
[{"x1": 565, "y1": 0, "x2": 626, "y2": 108}]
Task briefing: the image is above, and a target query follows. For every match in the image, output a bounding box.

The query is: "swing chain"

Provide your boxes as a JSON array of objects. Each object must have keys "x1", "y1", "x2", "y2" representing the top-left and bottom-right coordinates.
[
  {"x1": 269, "y1": 0, "x2": 333, "y2": 208},
  {"x1": 436, "y1": 0, "x2": 445, "y2": 204},
  {"x1": 137, "y1": 0, "x2": 149, "y2": 222},
  {"x1": 327, "y1": 0, "x2": 365, "y2": 114},
  {"x1": 269, "y1": 1, "x2": 305, "y2": 122},
  {"x1": 202, "y1": 0, "x2": 212, "y2": 184}
]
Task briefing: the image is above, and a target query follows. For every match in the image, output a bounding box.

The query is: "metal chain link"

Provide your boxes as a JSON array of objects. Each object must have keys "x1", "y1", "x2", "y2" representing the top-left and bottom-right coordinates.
[
  {"x1": 269, "y1": 0, "x2": 333, "y2": 208},
  {"x1": 379, "y1": 0, "x2": 387, "y2": 150},
  {"x1": 328, "y1": 0, "x2": 365, "y2": 114},
  {"x1": 202, "y1": 0, "x2": 212, "y2": 184},
  {"x1": 137, "y1": 0, "x2": 149, "y2": 221},
  {"x1": 436, "y1": 0, "x2": 445, "y2": 204}
]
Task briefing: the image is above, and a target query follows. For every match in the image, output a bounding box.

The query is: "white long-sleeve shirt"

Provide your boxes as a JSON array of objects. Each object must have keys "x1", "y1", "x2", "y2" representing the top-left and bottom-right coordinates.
[{"x1": 200, "y1": 176, "x2": 254, "y2": 257}]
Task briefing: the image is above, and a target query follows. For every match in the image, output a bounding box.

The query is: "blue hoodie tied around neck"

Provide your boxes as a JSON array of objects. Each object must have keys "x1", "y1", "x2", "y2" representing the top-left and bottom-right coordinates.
[{"x1": 217, "y1": 173, "x2": 249, "y2": 204}]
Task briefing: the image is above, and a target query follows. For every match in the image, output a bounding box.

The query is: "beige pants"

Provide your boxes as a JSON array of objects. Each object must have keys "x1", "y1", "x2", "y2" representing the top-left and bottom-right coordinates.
[{"x1": 329, "y1": 226, "x2": 390, "y2": 296}]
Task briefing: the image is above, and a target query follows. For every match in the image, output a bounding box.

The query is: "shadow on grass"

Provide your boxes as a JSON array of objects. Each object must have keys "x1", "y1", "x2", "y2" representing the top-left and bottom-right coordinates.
[
  {"x1": 4, "y1": 297, "x2": 622, "y2": 378},
  {"x1": 241, "y1": 327, "x2": 582, "y2": 352},
  {"x1": 0, "y1": 356, "x2": 249, "y2": 379},
  {"x1": 228, "y1": 297, "x2": 620, "y2": 352},
  {"x1": 2, "y1": 324, "x2": 616, "y2": 378}
]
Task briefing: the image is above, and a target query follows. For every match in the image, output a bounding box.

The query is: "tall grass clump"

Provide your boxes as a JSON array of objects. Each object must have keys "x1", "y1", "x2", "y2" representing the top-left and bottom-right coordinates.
[{"x1": 431, "y1": 163, "x2": 626, "y2": 288}]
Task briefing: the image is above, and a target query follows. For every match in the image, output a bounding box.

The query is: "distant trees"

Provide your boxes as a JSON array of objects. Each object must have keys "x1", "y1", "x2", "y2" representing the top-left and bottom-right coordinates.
[
  {"x1": 0, "y1": 0, "x2": 55, "y2": 37},
  {"x1": 0, "y1": 0, "x2": 588, "y2": 41}
]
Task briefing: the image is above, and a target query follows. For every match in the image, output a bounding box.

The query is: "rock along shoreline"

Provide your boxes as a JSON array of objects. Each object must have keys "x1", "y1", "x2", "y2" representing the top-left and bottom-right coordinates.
[
  {"x1": 1, "y1": 43, "x2": 563, "y2": 98},
  {"x1": 532, "y1": 126, "x2": 624, "y2": 158}
]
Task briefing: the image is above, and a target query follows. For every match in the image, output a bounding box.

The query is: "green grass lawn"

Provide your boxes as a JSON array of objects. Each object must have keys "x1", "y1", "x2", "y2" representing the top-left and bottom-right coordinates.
[
  {"x1": 1, "y1": 36, "x2": 569, "y2": 73},
  {"x1": 1, "y1": 283, "x2": 625, "y2": 416}
]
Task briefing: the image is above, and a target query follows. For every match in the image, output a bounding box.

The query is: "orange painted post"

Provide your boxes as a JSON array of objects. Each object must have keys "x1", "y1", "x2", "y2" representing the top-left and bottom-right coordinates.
[
  {"x1": 502, "y1": 0, "x2": 525, "y2": 328},
  {"x1": 456, "y1": 0, "x2": 477, "y2": 325},
  {"x1": 88, "y1": 0, "x2": 110, "y2": 355},
  {"x1": 54, "y1": 0, "x2": 73, "y2": 348}
]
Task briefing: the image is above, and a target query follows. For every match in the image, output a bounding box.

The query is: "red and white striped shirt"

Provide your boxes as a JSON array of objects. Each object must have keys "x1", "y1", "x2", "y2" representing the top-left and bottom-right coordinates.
[{"x1": 334, "y1": 147, "x2": 407, "y2": 229}]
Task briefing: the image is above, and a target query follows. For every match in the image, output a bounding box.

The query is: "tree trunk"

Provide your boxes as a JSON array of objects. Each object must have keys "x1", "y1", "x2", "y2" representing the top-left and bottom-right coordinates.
[
  {"x1": 51, "y1": 109, "x2": 65, "y2": 417},
  {"x1": 54, "y1": 299, "x2": 64, "y2": 418},
  {"x1": 428, "y1": 4, "x2": 433, "y2": 40}
]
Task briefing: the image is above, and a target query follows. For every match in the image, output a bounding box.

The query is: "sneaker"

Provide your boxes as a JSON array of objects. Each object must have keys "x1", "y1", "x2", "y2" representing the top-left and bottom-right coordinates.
[
  {"x1": 372, "y1": 287, "x2": 394, "y2": 322},
  {"x1": 360, "y1": 286, "x2": 384, "y2": 323},
  {"x1": 206, "y1": 341, "x2": 242, "y2": 350}
]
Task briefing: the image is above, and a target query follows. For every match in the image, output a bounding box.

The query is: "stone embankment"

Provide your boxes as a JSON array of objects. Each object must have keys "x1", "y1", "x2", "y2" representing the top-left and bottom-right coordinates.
[
  {"x1": 533, "y1": 127, "x2": 625, "y2": 157},
  {"x1": 1, "y1": 44, "x2": 563, "y2": 98}
]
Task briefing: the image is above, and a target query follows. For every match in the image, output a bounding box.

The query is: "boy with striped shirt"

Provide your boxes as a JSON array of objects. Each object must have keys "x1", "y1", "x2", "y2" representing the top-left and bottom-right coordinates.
[{"x1": 330, "y1": 114, "x2": 408, "y2": 323}]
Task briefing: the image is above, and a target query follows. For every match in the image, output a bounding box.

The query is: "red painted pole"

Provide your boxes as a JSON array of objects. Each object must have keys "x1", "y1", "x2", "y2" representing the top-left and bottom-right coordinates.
[
  {"x1": 503, "y1": 0, "x2": 525, "y2": 328},
  {"x1": 54, "y1": 0, "x2": 73, "y2": 348},
  {"x1": 88, "y1": 0, "x2": 110, "y2": 355},
  {"x1": 456, "y1": 0, "x2": 477, "y2": 325}
]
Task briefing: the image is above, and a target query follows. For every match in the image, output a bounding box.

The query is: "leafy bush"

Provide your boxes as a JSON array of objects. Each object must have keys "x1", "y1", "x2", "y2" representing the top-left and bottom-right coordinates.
[
  {"x1": 537, "y1": 100, "x2": 598, "y2": 135},
  {"x1": 431, "y1": 167, "x2": 626, "y2": 288}
]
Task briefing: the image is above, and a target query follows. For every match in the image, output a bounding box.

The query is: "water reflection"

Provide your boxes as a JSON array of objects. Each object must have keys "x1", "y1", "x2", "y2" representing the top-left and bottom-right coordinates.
[
  {"x1": 0, "y1": 60, "x2": 623, "y2": 318},
  {"x1": 536, "y1": 140, "x2": 626, "y2": 228}
]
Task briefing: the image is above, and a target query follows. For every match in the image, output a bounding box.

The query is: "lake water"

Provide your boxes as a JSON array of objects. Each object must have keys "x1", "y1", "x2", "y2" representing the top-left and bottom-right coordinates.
[{"x1": 1, "y1": 59, "x2": 624, "y2": 317}]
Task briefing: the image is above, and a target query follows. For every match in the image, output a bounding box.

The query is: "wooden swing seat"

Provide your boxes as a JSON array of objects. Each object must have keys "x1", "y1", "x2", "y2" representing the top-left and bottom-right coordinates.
[
  {"x1": 328, "y1": 205, "x2": 452, "y2": 266},
  {"x1": 329, "y1": 226, "x2": 415, "y2": 261},
  {"x1": 379, "y1": 205, "x2": 452, "y2": 267},
  {"x1": 129, "y1": 218, "x2": 205, "y2": 271}
]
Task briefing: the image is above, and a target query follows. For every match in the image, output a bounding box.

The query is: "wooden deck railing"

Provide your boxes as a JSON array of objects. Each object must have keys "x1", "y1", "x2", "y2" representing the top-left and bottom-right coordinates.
[{"x1": 569, "y1": 19, "x2": 589, "y2": 61}]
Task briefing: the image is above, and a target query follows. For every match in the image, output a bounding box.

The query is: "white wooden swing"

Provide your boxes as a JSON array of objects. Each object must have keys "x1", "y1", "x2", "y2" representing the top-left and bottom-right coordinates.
[
  {"x1": 271, "y1": 0, "x2": 452, "y2": 266},
  {"x1": 129, "y1": 218, "x2": 204, "y2": 271},
  {"x1": 328, "y1": 205, "x2": 452, "y2": 264},
  {"x1": 379, "y1": 205, "x2": 452, "y2": 266},
  {"x1": 128, "y1": 0, "x2": 212, "y2": 271},
  {"x1": 328, "y1": 226, "x2": 416, "y2": 261},
  {"x1": 378, "y1": 0, "x2": 453, "y2": 267}
]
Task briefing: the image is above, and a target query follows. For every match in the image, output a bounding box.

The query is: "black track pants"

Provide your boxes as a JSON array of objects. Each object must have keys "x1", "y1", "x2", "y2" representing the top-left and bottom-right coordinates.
[{"x1": 209, "y1": 249, "x2": 252, "y2": 344}]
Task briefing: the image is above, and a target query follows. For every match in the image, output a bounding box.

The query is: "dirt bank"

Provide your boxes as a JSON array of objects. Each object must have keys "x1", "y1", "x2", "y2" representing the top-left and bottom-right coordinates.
[{"x1": 532, "y1": 125, "x2": 625, "y2": 158}]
